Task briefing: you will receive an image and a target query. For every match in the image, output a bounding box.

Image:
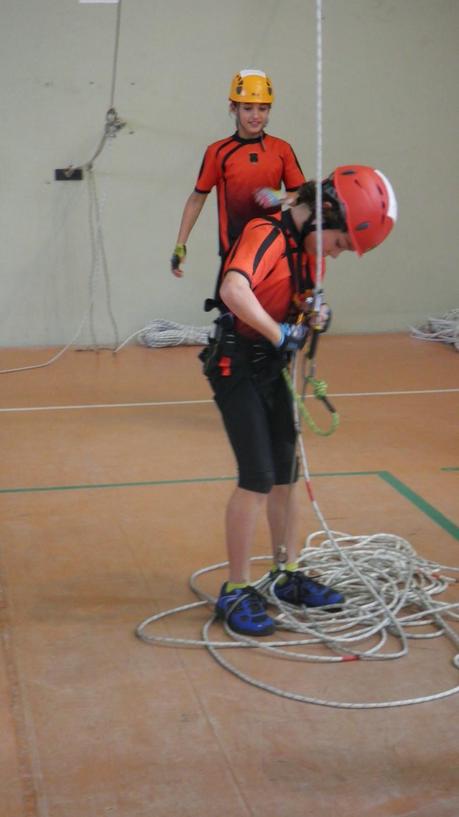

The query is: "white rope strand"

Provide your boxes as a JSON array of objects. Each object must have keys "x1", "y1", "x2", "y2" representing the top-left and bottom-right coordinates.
[
  {"x1": 109, "y1": 0, "x2": 123, "y2": 110},
  {"x1": 315, "y1": 0, "x2": 323, "y2": 288},
  {"x1": 0, "y1": 311, "x2": 91, "y2": 375},
  {"x1": 86, "y1": 166, "x2": 121, "y2": 349}
]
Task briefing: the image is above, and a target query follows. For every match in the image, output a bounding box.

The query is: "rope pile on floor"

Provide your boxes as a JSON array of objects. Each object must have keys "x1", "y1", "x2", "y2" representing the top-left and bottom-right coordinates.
[
  {"x1": 136, "y1": 530, "x2": 459, "y2": 709},
  {"x1": 138, "y1": 320, "x2": 210, "y2": 348},
  {"x1": 410, "y1": 308, "x2": 459, "y2": 351},
  {"x1": 114, "y1": 319, "x2": 210, "y2": 353}
]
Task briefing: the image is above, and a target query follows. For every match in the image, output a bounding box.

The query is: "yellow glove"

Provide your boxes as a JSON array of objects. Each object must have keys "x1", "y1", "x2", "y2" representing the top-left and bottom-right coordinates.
[{"x1": 171, "y1": 243, "x2": 187, "y2": 276}]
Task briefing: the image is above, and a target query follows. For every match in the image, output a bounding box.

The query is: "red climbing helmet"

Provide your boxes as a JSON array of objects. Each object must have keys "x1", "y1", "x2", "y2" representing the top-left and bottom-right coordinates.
[{"x1": 331, "y1": 165, "x2": 397, "y2": 255}]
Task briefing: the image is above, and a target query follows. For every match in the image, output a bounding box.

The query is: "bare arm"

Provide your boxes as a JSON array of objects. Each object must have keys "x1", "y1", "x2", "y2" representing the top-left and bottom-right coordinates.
[
  {"x1": 171, "y1": 191, "x2": 208, "y2": 278},
  {"x1": 176, "y1": 190, "x2": 208, "y2": 245},
  {"x1": 171, "y1": 190, "x2": 207, "y2": 278},
  {"x1": 219, "y1": 272, "x2": 282, "y2": 346}
]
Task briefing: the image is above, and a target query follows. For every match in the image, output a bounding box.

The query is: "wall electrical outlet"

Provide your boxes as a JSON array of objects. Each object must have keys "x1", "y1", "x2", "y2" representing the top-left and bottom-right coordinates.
[{"x1": 54, "y1": 168, "x2": 83, "y2": 181}]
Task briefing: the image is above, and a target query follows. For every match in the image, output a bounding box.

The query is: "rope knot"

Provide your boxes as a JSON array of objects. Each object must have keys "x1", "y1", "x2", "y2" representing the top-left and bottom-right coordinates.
[{"x1": 309, "y1": 377, "x2": 328, "y2": 399}]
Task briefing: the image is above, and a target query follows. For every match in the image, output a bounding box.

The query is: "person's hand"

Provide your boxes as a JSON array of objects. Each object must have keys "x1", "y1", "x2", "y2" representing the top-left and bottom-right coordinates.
[
  {"x1": 275, "y1": 322, "x2": 309, "y2": 351},
  {"x1": 295, "y1": 293, "x2": 332, "y2": 333},
  {"x1": 308, "y1": 303, "x2": 332, "y2": 333},
  {"x1": 254, "y1": 188, "x2": 299, "y2": 209},
  {"x1": 170, "y1": 243, "x2": 187, "y2": 277},
  {"x1": 254, "y1": 188, "x2": 284, "y2": 208}
]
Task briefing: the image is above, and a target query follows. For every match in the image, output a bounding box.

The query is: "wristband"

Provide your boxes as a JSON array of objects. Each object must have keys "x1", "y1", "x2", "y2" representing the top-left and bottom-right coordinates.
[
  {"x1": 274, "y1": 323, "x2": 286, "y2": 349},
  {"x1": 173, "y1": 243, "x2": 187, "y2": 260}
]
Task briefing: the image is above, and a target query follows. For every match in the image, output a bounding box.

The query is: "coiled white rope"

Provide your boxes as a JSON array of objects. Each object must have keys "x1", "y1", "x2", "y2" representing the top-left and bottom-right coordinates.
[
  {"x1": 114, "y1": 320, "x2": 210, "y2": 352},
  {"x1": 136, "y1": 532, "x2": 459, "y2": 708},
  {"x1": 136, "y1": 349, "x2": 459, "y2": 707},
  {"x1": 136, "y1": 360, "x2": 459, "y2": 706},
  {"x1": 410, "y1": 308, "x2": 459, "y2": 351}
]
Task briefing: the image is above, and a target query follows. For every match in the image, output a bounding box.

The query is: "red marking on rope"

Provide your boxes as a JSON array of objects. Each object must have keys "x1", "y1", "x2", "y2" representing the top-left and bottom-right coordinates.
[
  {"x1": 341, "y1": 655, "x2": 359, "y2": 662},
  {"x1": 305, "y1": 480, "x2": 315, "y2": 502}
]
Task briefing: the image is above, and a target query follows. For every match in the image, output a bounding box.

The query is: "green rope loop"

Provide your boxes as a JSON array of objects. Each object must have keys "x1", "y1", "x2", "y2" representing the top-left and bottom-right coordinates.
[
  {"x1": 308, "y1": 376, "x2": 328, "y2": 399},
  {"x1": 282, "y1": 368, "x2": 339, "y2": 437}
]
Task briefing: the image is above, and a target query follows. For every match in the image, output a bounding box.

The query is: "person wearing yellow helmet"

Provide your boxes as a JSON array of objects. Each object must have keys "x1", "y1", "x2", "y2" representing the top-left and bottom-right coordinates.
[
  {"x1": 171, "y1": 69, "x2": 305, "y2": 299},
  {"x1": 227, "y1": 69, "x2": 274, "y2": 140}
]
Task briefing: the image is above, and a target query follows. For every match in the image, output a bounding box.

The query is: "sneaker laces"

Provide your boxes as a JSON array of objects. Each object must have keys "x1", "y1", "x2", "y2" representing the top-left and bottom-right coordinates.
[
  {"x1": 273, "y1": 571, "x2": 337, "y2": 605},
  {"x1": 224, "y1": 586, "x2": 268, "y2": 621}
]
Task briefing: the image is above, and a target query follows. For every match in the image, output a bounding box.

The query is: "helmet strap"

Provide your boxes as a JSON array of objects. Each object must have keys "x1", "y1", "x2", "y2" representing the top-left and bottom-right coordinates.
[{"x1": 287, "y1": 208, "x2": 316, "y2": 247}]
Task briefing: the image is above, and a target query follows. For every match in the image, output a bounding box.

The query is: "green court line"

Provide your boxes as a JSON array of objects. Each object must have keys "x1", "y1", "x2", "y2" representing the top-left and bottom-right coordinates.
[
  {"x1": 0, "y1": 470, "x2": 378, "y2": 495},
  {"x1": 0, "y1": 476, "x2": 236, "y2": 493},
  {"x1": 441, "y1": 467, "x2": 459, "y2": 472},
  {"x1": 0, "y1": 470, "x2": 457, "y2": 540},
  {"x1": 378, "y1": 471, "x2": 459, "y2": 541}
]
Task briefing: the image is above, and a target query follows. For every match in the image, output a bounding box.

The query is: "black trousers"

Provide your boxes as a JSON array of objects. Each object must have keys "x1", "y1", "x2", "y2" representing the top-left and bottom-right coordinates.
[{"x1": 202, "y1": 335, "x2": 298, "y2": 493}]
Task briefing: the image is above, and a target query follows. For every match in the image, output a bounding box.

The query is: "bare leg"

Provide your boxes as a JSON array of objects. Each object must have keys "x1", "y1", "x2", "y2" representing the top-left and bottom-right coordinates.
[
  {"x1": 225, "y1": 486, "x2": 266, "y2": 583},
  {"x1": 267, "y1": 482, "x2": 301, "y2": 564}
]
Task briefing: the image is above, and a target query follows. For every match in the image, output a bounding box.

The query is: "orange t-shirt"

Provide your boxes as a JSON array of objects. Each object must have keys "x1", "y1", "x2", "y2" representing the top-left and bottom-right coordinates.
[
  {"x1": 195, "y1": 133, "x2": 305, "y2": 256},
  {"x1": 222, "y1": 214, "x2": 324, "y2": 340}
]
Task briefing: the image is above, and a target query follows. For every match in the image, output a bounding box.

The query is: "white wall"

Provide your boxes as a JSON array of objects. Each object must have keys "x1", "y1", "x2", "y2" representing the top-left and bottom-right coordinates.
[{"x1": 0, "y1": 0, "x2": 457, "y2": 346}]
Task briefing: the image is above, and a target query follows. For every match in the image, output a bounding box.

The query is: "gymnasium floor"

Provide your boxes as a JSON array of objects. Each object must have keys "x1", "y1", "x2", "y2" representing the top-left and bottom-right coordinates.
[{"x1": 0, "y1": 333, "x2": 458, "y2": 817}]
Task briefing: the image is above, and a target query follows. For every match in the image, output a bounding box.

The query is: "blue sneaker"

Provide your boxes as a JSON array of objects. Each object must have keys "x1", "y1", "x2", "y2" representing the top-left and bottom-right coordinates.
[
  {"x1": 272, "y1": 570, "x2": 344, "y2": 608},
  {"x1": 215, "y1": 583, "x2": 275, "y2": 636}
]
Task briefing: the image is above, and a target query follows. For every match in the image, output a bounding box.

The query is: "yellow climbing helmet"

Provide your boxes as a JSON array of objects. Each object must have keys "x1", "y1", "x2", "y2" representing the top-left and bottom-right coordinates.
[{"x1": 229, "y1": 69, "x2": 274, "y2": 104}]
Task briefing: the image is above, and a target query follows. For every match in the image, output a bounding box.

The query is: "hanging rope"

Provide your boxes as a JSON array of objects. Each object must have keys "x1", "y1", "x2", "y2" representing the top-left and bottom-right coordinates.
[
  {"x1": 0, "y1": 1, "x2": 124, "y2": 372},
  {"x1": 314, "y1": 0, "x2": 323, "y2": 288},
  {"x1": 85, "y1": 166, "x2": 121, "y2": 350},
  {"x1": 80, "y1": 0, "x2": 125, "y2": 172}
]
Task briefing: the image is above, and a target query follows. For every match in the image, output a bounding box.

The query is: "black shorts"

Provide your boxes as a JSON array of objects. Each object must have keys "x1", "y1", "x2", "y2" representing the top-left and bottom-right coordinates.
[{"x1": 202, "y1": 335, "x2": 298, "y2": 493}]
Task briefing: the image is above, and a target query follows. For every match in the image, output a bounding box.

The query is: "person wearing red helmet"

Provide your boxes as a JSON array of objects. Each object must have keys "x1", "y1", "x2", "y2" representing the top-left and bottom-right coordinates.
[
  {"x1": 327, "y1": 166, "x2": 398, "y2": 255},
  {"x1": 170, "y1": 70, "x2": 305, "y2": 295},
  {"x1": 199, "y1": 165, "x2": 397, "y2": 636}
]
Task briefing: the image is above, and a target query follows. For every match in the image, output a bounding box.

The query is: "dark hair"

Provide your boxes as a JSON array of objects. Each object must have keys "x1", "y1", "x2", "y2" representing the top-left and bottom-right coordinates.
[{"x1": 296, "y1": 180, "x2": 346, "y2": 230}]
